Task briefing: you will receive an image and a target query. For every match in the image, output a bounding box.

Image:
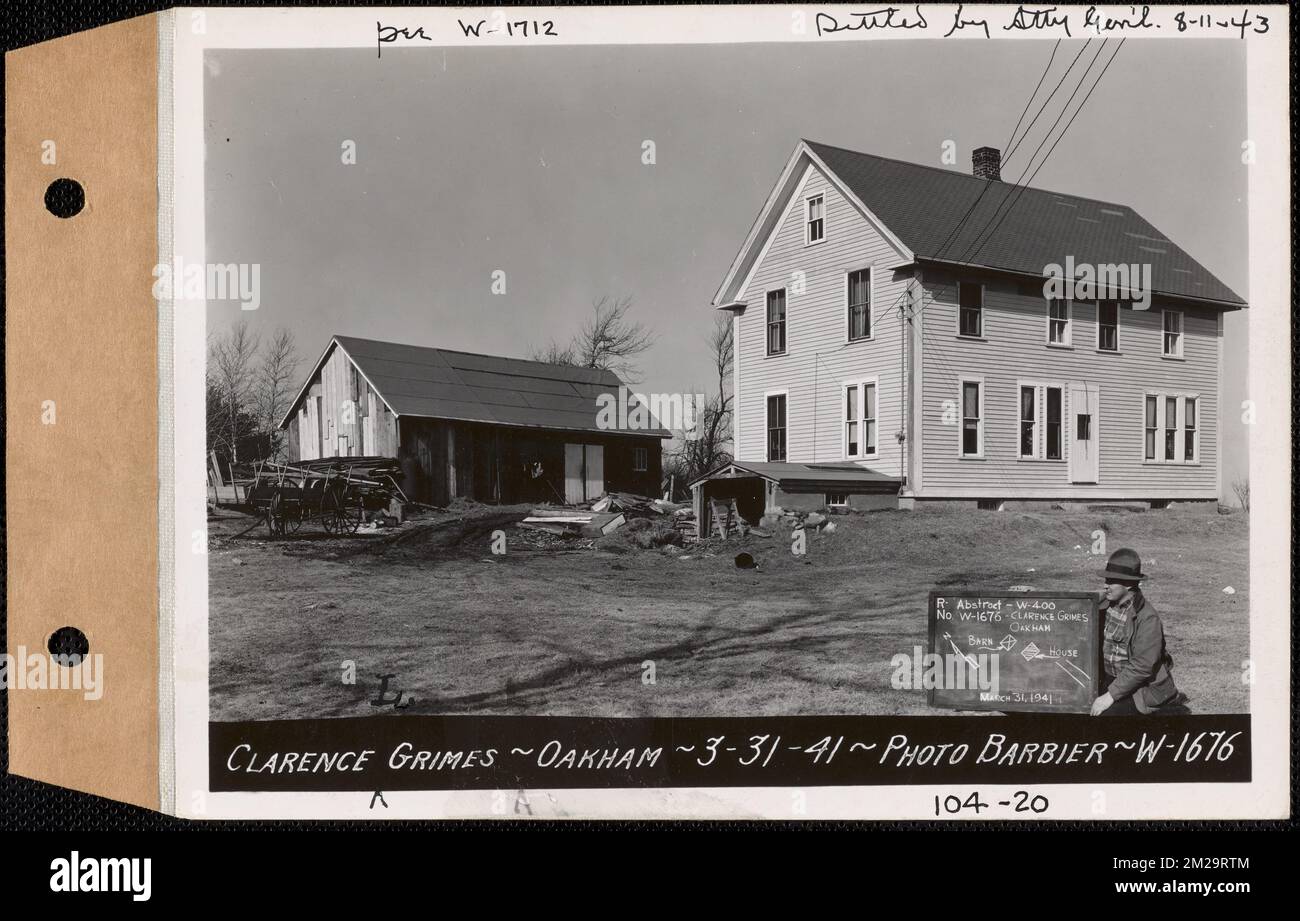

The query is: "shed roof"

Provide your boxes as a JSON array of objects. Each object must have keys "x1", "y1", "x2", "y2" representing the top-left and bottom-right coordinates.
[
  {"x1": 282, "y1": 335, "x2": 671, "y2": 438},
  {"x1": 690, "y1": 460, "x2": 900, "y2": 491}
]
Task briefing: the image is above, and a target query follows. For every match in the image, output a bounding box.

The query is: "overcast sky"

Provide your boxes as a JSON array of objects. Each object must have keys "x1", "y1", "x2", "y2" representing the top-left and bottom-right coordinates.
[{"x1": 206, "y1": 39, "x2": 1248, "y2": 494}]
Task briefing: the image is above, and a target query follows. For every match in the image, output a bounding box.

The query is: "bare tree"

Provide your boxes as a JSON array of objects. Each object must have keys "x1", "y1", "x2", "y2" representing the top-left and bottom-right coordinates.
[
  {"x1": 207, "y1": 320, "x2": 260, "y2": 465},
  {"x1": 1231, "y1": 477, "x2": 1250, "y2": 512},
  {"x1": 575, "y1": 296, "x2": 655, "y2": 380},
  {"x1": 533, "y1": 296, "x2": 655, "y2": 381},
  {"x1": 665, "y1": 314, "x2": 734, "y2": 496},
  {"x1": 254, "y1": 328, "x2": 300, "y2": 462},
  {"x1": 528, "y1": 339, "x2": 578, "y2": 367}
]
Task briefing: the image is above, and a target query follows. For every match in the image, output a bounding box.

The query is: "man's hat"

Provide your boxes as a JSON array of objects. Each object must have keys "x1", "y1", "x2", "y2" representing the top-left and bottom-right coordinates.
[{"x1": 1102, "y1": 547, "x2": 1146, "y2": 582}]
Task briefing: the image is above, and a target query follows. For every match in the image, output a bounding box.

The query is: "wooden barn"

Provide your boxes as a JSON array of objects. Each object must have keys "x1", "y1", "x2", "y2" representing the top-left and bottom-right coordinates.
[{"x1": 279, "y1": 335, "x2": 668, "y2": 507}]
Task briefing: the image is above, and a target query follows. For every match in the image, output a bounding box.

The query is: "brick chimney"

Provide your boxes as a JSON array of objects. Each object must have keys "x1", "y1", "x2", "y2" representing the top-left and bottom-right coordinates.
[{"x1": 972, "y1": 146, "x2": 1001, "y2": 181}]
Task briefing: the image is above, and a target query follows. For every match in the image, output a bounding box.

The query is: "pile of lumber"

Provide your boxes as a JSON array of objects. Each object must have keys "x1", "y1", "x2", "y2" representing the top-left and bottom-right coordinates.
[
  {"x1": 590, "y1": 492, "x2": 682, "y2": 518},
  {"x1": 519, "y1": 508, "x2": 626, "y2": 538}
]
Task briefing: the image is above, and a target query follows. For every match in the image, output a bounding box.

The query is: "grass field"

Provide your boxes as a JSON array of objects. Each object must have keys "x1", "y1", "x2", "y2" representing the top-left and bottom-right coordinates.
[{"x1": 208, "y1": 503, "x2": 1249, "y2": 721}]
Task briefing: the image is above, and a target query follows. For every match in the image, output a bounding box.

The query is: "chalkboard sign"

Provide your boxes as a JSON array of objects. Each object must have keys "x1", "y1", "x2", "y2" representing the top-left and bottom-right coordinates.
[{"x1": 927, "y1": 591, "x2": 1099, "y2": 713}]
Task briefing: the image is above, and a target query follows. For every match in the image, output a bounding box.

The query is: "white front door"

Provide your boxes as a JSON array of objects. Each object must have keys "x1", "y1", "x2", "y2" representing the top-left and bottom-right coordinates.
[{"x1": 1068, "y1": 383, "x2": 1100, "y2": 484}]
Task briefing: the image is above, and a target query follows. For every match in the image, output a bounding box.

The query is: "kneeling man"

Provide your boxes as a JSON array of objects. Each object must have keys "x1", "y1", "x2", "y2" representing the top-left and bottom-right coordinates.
[{"x1": 1091, "y1": 548, "x2": 1181, "y2": 716}]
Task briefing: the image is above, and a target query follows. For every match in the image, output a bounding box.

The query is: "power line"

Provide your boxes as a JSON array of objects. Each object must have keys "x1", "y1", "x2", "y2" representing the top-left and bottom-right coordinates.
[
  {"x1": 906, "y1": 38, "x2": 1124, "y2": 326},
  {"x1": 1003, "y1": 39, "x2": 1095, "y2": 169},
  {"x1": 959, "y1": 39, "x2": 1126, "y2": 272}
]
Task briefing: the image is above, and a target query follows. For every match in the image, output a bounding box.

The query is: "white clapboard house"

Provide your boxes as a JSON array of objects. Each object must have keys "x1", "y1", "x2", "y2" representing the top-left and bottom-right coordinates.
[{"x1": 693, "y1": 140, "x2": 1245, "y2": 521}]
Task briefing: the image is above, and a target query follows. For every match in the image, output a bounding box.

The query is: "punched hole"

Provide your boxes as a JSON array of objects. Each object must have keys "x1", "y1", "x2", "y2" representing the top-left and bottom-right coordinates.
[
  {"x1": 44, "y1": 178, "x2": 85, "y2": 219},
  {"x1": 47, "y1": 626, "x2": 89, "y2": 666}
]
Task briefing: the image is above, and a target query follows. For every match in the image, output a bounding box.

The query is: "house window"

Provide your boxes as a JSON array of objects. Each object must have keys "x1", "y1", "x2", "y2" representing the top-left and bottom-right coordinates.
[
  {"x1": 1019, "y1": 384, "x2": 1063, "y2": 459},
  {"x1": 767, "y1": 394, "x2": 787, "y2": 462},
  {"x1": 847, "y1": 269, "x2": 871, "y2": 340},
  {"x1": 1019, "y1": 385, "x2": 1036, "y2": 457},
  {"x1": 1047, "y1": 298, "x2": 1071, "y2": 345},
  {"x1": 1146, "y1": 393, "x2": 1199, "y2": 464},
  {"x1": 1097, "y1": 300, "x2": 1119, "y2": 351},
  {"x1": 1144, "y1": 395, "x2": 1158, "y2": 460},
  {"x1": 766, "y1": 289, "x2": 787, "y2": 356},
  {"x1": 633, "y1": 446, "x2": 648, "y2": 472},
  {"x1": 961, "y1": 380, "x2": 982, "y2": 456},
  {"x1": 806, "y1": 194, "x2": 825, "y2": 244},
  {"x1": 1164, "y1": 396, "x2": 1177, "y2": 460},
  {"x1": 863, "y1": 383, "x2": 877, "y2": 455},
  {"x1": 825, "y1": 492, "x2": 849, "y2": 508},
  {"x1": 843, "y1": 381, "x2": 877, "y2": 458},
  {"x1": 1162, "y1": 309, "x2": 1183, "y2": 357},
  {"x1": 958, "y1": 282, "x2": 983, "y2": 337},
  {"x1": 845, "y1": 385, "x2": 859, "y2": 456}
]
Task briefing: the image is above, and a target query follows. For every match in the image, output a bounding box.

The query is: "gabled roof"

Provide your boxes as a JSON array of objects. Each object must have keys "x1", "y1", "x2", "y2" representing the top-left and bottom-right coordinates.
[
  {"x1": 714, "y1": 140, "x2": 1245, "y2": 309},
  {"x1": 281, "y1": 335, "x2": 671, "y2": 438}
]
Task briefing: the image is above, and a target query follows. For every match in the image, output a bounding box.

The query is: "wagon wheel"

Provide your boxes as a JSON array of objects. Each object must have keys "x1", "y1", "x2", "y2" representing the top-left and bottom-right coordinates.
[
  {"x1": 265, "y1": 492, "x2": 286, "y2": 538},
  {"x1": 321, "y1": 484, "x2": 365, "y2": 535},
  {"x1": 281, "y1": 496, "x2": 303, "y2": 534}
]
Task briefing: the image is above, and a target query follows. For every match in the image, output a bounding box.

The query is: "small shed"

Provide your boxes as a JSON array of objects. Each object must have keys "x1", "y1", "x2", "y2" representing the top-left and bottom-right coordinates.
[{"x1": 689, "y1": 461, "x2": 901, "y2": 533}]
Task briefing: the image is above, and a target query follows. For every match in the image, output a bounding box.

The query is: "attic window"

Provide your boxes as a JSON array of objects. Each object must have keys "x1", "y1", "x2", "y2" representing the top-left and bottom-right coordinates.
[{"x1": 806, "y1": 194, "x2": 825, "y2": 245}]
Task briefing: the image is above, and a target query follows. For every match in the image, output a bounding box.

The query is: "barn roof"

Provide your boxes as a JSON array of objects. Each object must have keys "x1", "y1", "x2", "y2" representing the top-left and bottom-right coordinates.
[
  {"x1": 281, "y1": 335, "x2": 671, "y2": 438},
  {"x1": 714, "y1": 140, "x2": 1245, "y2": 309}
]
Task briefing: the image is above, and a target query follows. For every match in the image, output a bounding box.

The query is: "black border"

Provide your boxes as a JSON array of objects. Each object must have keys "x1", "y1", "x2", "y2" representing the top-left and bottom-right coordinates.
[{"x1": 2, "y1": 0, "x2": 1294, "y2": 833}]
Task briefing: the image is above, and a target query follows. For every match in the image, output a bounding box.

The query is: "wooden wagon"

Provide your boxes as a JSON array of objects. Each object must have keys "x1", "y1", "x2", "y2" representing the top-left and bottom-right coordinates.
[{"x1": 239, "y1": 456, "x2": 406, "y2": 537}]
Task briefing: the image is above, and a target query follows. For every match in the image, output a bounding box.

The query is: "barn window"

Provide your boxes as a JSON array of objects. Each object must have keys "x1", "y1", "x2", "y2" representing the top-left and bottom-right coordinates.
[
  {"x1": 825, "y1": 493, "x2": 849, "y2": 508},
  {"x1": 633, "y1": 446, "x2": 648, "y2": 472}
]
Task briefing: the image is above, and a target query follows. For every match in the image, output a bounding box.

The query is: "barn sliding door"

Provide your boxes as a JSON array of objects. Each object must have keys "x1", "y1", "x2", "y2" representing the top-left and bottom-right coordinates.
[{"x1": 564, "y1": 444, "x2": 605, "y2": 504}]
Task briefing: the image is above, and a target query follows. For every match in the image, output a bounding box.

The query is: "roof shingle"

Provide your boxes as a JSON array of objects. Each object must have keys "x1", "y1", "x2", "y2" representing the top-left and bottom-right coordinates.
[
  {"x1": 311, "y1": 336, "x2": 671, "y2": 438},
  {"x1": 805, "y1": 140, "x2": 1245, "y2": 306}
]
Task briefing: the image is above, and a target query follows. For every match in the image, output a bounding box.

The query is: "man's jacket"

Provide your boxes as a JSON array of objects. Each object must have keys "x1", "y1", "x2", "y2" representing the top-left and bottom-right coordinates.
[{"x1": 1099, "y1": 592, "x2": 1179, "y2": 713}]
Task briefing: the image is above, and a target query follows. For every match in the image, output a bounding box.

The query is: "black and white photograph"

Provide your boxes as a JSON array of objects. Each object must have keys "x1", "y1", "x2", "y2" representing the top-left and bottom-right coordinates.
[
  {"x1": 3, "y1": 3, "x2": 1291, "y2": 840},
  {"x1": 204, "y1": 33, "x2": 1252, "y2": 729}
]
